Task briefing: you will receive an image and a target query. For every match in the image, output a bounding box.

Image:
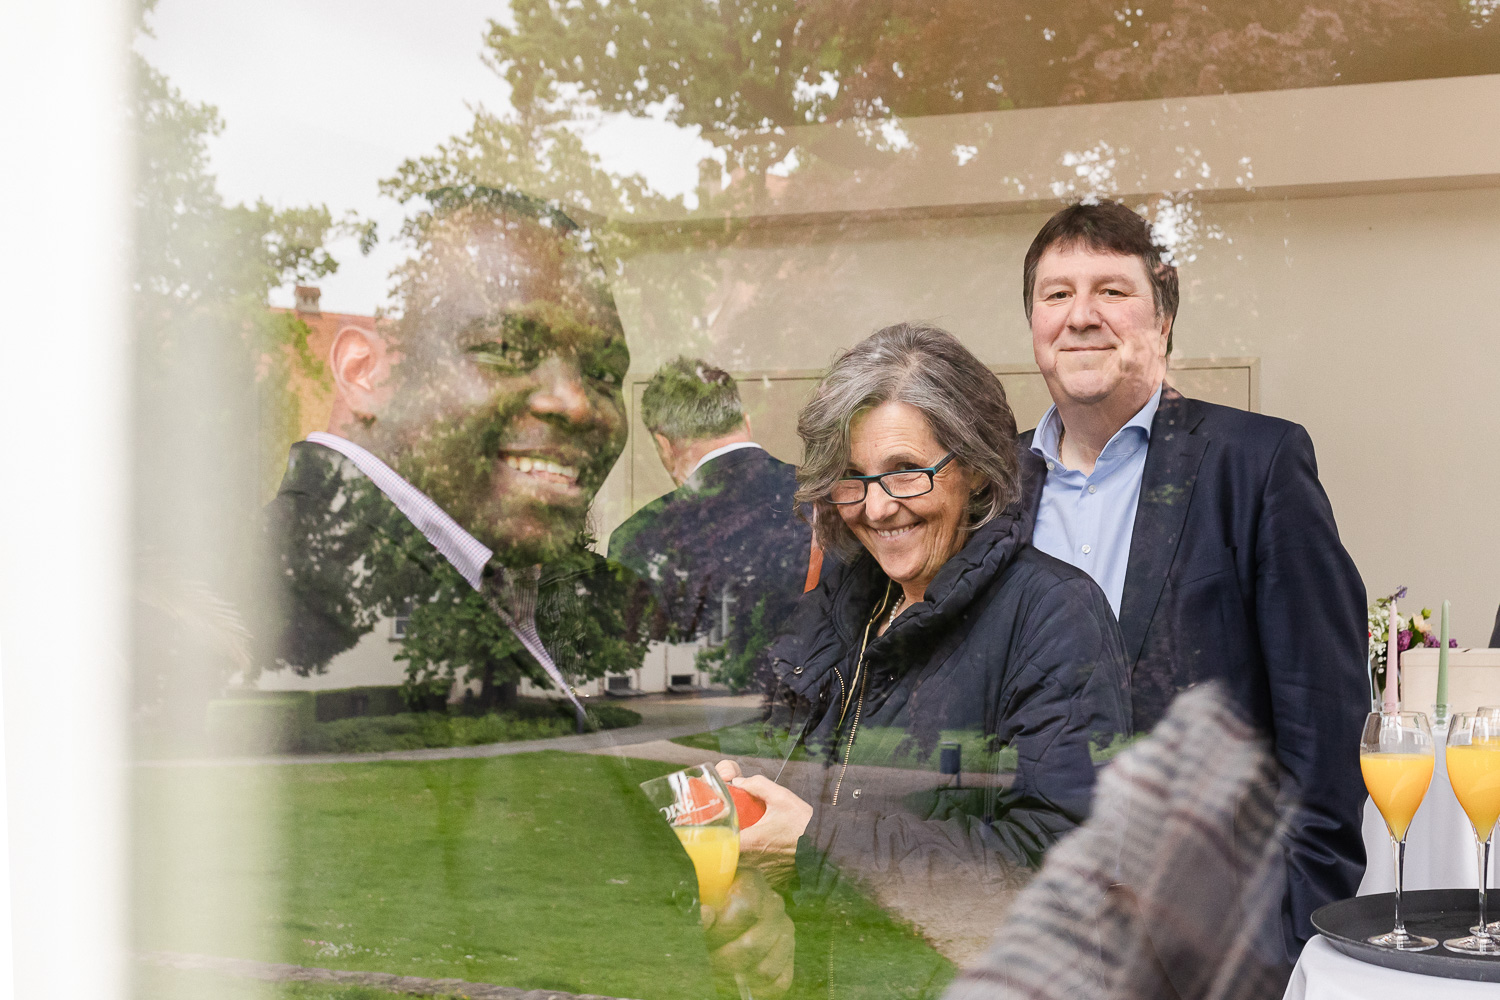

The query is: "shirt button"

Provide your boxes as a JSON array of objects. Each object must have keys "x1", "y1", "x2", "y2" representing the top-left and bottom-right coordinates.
[
  {"x1": 1087, "y1": 484, "x2": 1098, "y2": 494},
  {"x1": 1045, "y1": 461, "x2": 1054, "y2": 471},
  {"x1": 1081, "y1": 544, "x2": 1092, "y2": 555}
]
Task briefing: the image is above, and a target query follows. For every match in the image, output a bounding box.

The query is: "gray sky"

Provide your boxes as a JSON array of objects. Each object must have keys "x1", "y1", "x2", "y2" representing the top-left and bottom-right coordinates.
[{"x1": 140, "y1": 0, "x2": 712, "y2": 315}]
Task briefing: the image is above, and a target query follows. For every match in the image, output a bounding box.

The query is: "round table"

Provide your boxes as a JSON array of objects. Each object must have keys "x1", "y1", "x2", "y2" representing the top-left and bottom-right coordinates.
[
  {"x1": 1287, "y1": 720, "x2": 1499, "y2": 997},
  {"x1": 1284, "y1": 936, "x2": 1497, "y2": 999}
]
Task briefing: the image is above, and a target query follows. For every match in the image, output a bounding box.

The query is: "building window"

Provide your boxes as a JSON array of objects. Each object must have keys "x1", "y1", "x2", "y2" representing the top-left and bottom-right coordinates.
[
  {"x1": 391, "y1": 602, "x2": 412, "y2": 640},
  {"x1": 606, "y1": 675, "x2": 632, "y2": 691}
]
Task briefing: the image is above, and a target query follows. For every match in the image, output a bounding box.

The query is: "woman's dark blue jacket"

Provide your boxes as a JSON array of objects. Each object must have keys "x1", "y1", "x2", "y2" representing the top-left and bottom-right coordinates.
[{"x1": 767, "y1": 508, "x2": 1132, "y2": 871}]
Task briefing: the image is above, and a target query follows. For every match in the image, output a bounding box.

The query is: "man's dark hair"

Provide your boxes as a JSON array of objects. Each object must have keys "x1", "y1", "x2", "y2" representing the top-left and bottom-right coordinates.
[
  {"x1": 1022, "y1": 200, "x2": 1180, "y2": 351},
  {"x1": 641, "y1": 357, "x2": 744, "y2": 443}
]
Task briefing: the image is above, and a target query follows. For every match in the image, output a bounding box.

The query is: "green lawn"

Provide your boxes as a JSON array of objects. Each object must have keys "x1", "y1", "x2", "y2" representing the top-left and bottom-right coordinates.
[
  {"x1": 137, "y1": 964, "x2": 460, "y2": 1000},
  {"x1": 134, "y1": 751, "x2": 951, "y2": 1000},
  {"x1": 674, "y1": 721, "x2": 1137, "y2": 772},
  {"x1": 672, "y1": 721, "x2": 1018, "y2": 773}
]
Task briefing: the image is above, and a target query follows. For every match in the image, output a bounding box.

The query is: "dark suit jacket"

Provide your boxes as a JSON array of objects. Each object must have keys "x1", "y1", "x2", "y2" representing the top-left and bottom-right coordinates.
[
  {"x1": 608, "y1": 447, "x2": 812, "y2": 663},
  {"x1": 1019, "y1": 387, "x2": 1368, "y2": 962},
  {"x1": 1491, "y1": 604, "x2": 1500, "y2": 648}
]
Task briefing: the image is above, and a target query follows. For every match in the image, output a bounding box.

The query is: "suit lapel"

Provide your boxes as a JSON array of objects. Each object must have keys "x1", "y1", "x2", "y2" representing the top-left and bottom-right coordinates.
[{"x1": 1118, "y1": 388, "x2": 1209, "y2": 668}]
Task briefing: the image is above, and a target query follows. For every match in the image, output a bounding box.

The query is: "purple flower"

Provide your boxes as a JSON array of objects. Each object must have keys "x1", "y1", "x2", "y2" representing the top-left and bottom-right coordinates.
[
  {"x1": 1450, "y1": 638, "x2": 1459, "y2": 648},
  {"x1": 1391, "y1": 586, "x2": 1409, "y2": 601},
  {"x1": 1423, "y1": 632, "x2": 1440, "y2": 648},
  {"x1": 1398, "y1": 629, "x2": 1413, "y2": 651}
]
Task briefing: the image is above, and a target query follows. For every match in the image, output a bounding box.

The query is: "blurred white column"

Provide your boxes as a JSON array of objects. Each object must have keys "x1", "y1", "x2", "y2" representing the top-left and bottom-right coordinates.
[{"x1": 0, "y1": 1, "x2": 131, "y2": 998}]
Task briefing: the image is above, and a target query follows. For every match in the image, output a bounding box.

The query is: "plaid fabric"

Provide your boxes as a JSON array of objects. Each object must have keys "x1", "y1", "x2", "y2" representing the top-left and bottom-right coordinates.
[
  {"x1": 943, "y1": 684, "x2": 1294, "y2": 1000},
  {"x1": 483, "y1": 565, "x2": 586, "y2": 718},
  {"x1": 307, "y1": 432, "x2": 492, "y2": 590}
]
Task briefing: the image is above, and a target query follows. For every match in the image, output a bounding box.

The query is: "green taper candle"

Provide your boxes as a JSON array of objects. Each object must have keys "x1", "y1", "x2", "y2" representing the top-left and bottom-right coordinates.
[{"x1": 1436, "y1": 599, "x2": 1450, "y2": 713}]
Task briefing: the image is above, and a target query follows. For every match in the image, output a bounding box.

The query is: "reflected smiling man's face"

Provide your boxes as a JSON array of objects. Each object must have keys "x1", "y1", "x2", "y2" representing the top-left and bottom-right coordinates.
[
  {"x1": 1030, "y1": 244, "x2": 1171, "y2": 410},
  {"x1": 386, "y1": 306, "x2": 629, "y2": 564},
  {"x1": 345, "y1": 207, "x2": 630, "y2": 565}
]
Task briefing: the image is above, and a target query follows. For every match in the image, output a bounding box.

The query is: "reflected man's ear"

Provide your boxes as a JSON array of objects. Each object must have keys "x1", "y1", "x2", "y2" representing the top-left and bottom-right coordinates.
[
  {"x1": 652, "y1": 431, "x2": 678, "y2": 471},
  {"x1": 330, "y1": 325, "x2": 391, "y2": 420}
]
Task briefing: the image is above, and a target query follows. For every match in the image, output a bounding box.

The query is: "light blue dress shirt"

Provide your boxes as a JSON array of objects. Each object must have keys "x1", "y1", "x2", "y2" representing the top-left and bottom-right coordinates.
[{"x1": 1029, "y1": 384, "x2": 1164, "y2": 618}]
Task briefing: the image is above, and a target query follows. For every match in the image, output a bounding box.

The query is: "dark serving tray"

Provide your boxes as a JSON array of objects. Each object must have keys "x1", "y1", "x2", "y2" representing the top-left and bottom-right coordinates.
[{"x1": 1312, "y1": 889, "x2": 1500, "y2": 982}]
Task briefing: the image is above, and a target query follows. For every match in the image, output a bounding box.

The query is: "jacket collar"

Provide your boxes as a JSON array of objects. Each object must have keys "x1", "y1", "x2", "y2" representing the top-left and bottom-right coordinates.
[
  {"x1": 834, "y1": 511, "x2": 1027, "y2": 653},
  {"x1": 1117, "y1": 386, "x2": 1209, "y2": 667}
]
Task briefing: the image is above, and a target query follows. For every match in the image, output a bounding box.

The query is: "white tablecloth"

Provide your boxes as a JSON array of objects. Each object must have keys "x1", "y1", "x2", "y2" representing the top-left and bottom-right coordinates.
[
  {"x1": 1287, "y1": 721, "x2": 1499, "y2": 998},
  {"x1": 1358, "y1": 721, "x2": 1499, "y2": 893},
  {"x1": 1284, "y1": 936, "x2": 1496, "y2": 999}
]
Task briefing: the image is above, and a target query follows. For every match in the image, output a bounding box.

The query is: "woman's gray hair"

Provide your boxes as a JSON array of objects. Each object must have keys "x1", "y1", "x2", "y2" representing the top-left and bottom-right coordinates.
[{"x1": 796, "y1": 323, "x2": 1020, "y2": 561}]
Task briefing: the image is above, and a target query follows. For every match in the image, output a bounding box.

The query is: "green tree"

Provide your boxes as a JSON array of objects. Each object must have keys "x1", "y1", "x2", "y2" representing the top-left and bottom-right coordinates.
[{"x1": 131, "y1": 0, "x2": 356, "y2": 714}]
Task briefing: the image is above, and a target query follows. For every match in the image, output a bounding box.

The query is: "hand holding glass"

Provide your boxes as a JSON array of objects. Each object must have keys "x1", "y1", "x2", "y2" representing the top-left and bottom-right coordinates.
[{"x1": 1360, "y1": 711, "x2": 1438, "y2": 951}]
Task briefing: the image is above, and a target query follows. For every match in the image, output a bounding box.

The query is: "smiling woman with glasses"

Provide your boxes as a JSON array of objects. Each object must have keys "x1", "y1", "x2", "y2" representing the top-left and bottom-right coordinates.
[{"x1": 702, "y1": 323, "x2": 1132, "y2": 996}]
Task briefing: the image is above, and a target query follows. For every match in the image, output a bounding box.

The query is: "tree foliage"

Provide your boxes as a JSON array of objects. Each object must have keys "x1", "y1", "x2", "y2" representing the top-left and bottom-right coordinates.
[{"x1": 131, "y1": 3, "x2": 355, "y2": 712}]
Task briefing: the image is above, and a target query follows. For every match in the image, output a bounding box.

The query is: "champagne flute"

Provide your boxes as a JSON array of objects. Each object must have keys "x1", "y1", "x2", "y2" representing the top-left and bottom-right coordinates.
[
  {"x1": 1360, "y1": 711, "x2": 1438, "y2": 950},
  {"x1": 1478, "y1": 706, "x2": 1500, "y2": 934},
  {"x1": 640, "y1": 763, "x2": 741, "y2": 907},
  {"x1": 641, "y1": 765, "x2": 756, "y2": 999},
  {"x1": 1445, "y1": 712, "x2": 1500, "y2": 954}
]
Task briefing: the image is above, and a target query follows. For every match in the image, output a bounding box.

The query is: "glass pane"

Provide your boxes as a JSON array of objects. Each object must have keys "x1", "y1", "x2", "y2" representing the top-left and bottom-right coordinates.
[{"x1": 116, "y1": 3, "x2": 1500, "y2": 999}]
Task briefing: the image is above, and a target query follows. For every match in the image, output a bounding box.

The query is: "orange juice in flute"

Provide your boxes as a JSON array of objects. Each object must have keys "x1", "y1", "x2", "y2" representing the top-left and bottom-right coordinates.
[
  {"x1": 1360, "y1": 710, "x2": 1437, "y2": 951},
  {"x1": 1443, "y1": 713, "x2": 1500, "y2": 954},
  {"x1": 640, "y1": 764, "x2": 740, "y2": 907},
  {"x1": 1361, "y1": 752, "x2": 1434, "y2": 841}
]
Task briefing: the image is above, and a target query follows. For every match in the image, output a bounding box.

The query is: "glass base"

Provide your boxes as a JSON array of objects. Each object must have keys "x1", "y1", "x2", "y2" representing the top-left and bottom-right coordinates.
[
  {"x1": 1470, "y1": 920, "x2": 1500, "y2": 934},
  {"x1": 1368, "y1": 929, "x2": 1438, "y2": 951},
  {"x1": 1444, "y1": 933, "x2": 1500, "y2": 955}
]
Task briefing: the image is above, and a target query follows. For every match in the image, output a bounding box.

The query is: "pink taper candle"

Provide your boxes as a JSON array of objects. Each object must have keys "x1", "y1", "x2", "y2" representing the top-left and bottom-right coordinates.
[{"x1": 1383, "y1": 601, "x2": 1400, "y2": 713}]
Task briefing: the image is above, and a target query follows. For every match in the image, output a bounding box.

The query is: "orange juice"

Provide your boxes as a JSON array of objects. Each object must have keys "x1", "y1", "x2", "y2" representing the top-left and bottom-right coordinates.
[
  {"x1": 1361, "y1": 752, "x2": 1434, "y2": 840},
  {"x1": 675, "y1": 825, "x2": 739, "y2": 907},
  {"x1": 1447, "y1": 744, "x2": 1500, "y2": 836}
]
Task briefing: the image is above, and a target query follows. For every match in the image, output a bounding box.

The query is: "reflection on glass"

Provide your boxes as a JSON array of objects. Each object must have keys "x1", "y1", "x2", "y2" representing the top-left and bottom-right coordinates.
[{"x1": 125, "y1": 1, "x2": 1500, "y2": 998}]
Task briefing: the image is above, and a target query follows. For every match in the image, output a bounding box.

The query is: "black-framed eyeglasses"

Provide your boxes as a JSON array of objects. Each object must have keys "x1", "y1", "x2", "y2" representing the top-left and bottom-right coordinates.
[{"x1": 827, "y1": 452, "x2": 956, "y2": 505}]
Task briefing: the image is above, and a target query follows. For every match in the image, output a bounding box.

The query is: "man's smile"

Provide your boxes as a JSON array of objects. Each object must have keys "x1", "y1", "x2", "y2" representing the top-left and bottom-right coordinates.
[{"x1": 499, "y1": 449, "x2": 582, "y2": 488}]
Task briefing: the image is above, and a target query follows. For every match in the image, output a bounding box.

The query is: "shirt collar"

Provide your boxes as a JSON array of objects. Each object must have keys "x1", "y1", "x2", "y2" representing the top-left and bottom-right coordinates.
[
  {"x1": 687, "y1": 441, "x2": 763, "y2": 480},
  {"x1": 306, "y1": 431, "x2": 493, "y2": 590},
  {"x1": 1030, "y1": 382, "x2": 1164, "y2": 469}
]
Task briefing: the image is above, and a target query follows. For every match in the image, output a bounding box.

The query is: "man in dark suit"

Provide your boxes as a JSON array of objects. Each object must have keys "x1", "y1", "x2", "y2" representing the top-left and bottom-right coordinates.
[
  {"x1": 1015, "y1": 201, "x2": 1369, "y2": 965},
  {"x1": 608, "y1": 358, "x2": 813, "y2": 689}
]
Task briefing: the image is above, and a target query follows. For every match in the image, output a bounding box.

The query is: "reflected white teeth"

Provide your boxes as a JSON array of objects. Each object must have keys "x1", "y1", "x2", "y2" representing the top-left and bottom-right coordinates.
[
  {"x1": 876, "y1": 526, "x2": 916, "y2": 538},
  {"x1": 504, "y1": 455, "x2": 579, "y2": 481}
]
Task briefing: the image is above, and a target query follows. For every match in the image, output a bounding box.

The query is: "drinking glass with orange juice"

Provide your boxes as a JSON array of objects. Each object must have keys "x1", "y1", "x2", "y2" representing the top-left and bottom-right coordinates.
[
  {"x1": 1360, "y1": 710, "x2": 1438, "y2": 950},
  {"x1": 640, "y1": 764, "x2": 741, "y2": 908},
  {"x1": 1442, "y1": 712, "x2": 1500, "y2": 955}
]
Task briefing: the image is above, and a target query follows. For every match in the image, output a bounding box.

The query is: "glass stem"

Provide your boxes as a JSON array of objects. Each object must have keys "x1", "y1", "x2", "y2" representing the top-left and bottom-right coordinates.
[
  {"x1": 1479, "y1": 835, "x2": 1493, "y2": 941},
  {"x1": 1392, "y1": 836, "x2": 1407, "y2": 936}
]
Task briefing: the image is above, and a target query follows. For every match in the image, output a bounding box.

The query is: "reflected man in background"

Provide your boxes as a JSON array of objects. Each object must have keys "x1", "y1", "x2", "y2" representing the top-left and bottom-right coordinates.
[
  {"x1": 263, "y1": 188, "x2": 646, "y2": 715},
  {"x1": 609, "y1": 358, "x2": 815, "y2": 691},
  {"x1": 1015, "y1": 200, "x2": 1368, "y2": 963}
]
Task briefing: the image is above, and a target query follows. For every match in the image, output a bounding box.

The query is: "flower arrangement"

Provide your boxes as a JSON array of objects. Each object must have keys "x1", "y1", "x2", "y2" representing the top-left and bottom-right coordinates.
[{"x1": 1368, "y1": 586, "x2": 1458, "y2": 700}]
